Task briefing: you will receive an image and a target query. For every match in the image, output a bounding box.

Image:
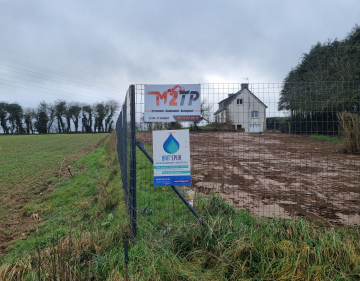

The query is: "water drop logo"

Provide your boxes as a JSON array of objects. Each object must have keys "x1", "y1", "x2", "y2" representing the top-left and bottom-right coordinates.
[{"x1": 163, "y1": 133, "x2": 180, "y2": 154}]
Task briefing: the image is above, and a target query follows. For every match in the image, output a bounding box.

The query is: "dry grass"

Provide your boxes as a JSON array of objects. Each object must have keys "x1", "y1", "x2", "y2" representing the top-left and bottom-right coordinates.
[
  {"x1": 0, "y1": 232, "x2": 94, "y2": 280},
  {"x1": 0, "y1": 222, "x2": 129, "y2": 281},
  {"x1": 337, "y1": 112, "x2": 360, "y2": 153}
]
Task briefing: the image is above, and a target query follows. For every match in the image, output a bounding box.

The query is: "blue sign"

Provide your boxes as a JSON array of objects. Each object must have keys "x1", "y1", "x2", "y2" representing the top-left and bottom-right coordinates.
[{"x1": 153, "y1": 130, "x2": 191, "y2": 186}]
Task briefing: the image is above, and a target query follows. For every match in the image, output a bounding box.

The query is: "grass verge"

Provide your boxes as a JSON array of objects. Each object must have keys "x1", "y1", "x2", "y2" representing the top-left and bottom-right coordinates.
[{"x1": 308, "y1": 134, "x2": 342, "y2": 144}]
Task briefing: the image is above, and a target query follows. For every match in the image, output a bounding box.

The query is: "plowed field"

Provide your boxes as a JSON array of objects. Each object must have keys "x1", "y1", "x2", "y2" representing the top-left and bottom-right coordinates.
[{"x1": 137, "y1": 131, "x2": 360, "y2": 225}]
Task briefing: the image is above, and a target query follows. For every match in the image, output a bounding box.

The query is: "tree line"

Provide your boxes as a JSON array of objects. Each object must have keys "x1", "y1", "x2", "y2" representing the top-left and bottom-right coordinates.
[
  {"x1": 0, "y1": 100, "x2": 119, "y2": 134},
  {"x1": 278, "y1": 24, "x2": 360, "y2": 134}
]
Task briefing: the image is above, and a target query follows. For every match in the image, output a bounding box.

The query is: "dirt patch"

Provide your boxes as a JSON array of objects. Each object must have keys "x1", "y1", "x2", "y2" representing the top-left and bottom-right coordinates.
[
  {"x1": 0, "y1": 135, "x2": 108, "y2": 256},
  {"x1": 137, "y1": 132, "x2": 360, "y2": 226}
]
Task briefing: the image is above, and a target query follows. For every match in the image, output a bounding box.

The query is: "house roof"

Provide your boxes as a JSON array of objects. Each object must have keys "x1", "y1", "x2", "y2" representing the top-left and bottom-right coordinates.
[{"x1": 213, "y1": 85, "x2": 268, "y2": 115}]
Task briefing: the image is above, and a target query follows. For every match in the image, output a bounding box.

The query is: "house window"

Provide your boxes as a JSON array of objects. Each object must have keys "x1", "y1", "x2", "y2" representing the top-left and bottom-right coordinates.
[
  {"x1": 251, "y1": 111, "x2": 258, "y2": 118},
  {"x1": 237, "y1": 99, "x2": 243, "y2": 105}
]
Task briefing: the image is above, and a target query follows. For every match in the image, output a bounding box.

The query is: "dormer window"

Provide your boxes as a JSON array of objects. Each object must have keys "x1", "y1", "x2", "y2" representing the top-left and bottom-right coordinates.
[{"x1": 237, "y1": 99, "x2": 243, "y2": 105}]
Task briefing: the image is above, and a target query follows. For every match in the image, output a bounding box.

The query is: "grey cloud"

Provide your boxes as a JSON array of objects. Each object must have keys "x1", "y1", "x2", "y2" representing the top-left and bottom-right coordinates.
[{"x1": 0, "y1": 0, "x2": 359, "y2": 109}]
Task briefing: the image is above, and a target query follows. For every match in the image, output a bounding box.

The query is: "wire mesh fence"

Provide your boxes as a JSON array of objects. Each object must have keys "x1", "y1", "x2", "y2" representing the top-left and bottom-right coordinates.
[{"x1": 117, "y1": 82, "x2": 360, "y2": 237}]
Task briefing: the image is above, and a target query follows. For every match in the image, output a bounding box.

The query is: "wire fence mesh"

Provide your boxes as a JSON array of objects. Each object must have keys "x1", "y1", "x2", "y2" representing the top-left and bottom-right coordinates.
[{"x1": 117, "y1": 82, "x2": 360, "y2": 237}]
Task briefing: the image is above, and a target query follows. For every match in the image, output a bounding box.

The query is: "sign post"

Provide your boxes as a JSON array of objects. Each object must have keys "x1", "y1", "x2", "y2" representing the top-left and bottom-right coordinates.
[{"x1": 152, "y1": 130, "x2": 191, "y2": 186}]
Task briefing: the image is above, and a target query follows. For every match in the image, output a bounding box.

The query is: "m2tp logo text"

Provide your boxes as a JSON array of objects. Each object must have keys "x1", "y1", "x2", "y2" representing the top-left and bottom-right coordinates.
[{"x1": 147, "y1": 85, "x2": 200, "y2": 106}]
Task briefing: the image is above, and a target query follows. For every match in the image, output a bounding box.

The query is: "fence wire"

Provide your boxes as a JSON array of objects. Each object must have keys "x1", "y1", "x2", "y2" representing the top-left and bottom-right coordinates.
[{"x1": 117, "y1": 82, "x2": 360, "y2": 237}]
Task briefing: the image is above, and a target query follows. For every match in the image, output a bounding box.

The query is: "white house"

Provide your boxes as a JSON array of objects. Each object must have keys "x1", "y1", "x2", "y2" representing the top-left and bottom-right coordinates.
[{"x1": 214, "y1": 84, "x2": 267, "y2": 132}]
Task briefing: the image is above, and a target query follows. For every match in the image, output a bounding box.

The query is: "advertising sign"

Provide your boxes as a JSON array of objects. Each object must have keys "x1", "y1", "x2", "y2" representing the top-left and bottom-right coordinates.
[
  {"x1": 144, "y1": 84, "x2": 201, "y2": 122},
  {"x1": 153, "y1": 129, "x2": 191, "y2": 186}
]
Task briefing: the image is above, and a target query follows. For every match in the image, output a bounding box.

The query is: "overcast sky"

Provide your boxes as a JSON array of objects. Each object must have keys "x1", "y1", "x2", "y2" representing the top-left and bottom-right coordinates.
[{"x1": 0, "y1": 0, "x2": 359, "y2": 112}]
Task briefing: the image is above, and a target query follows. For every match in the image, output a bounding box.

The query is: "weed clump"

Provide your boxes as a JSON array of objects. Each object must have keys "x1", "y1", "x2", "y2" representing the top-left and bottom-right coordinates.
[{"x1": 205, "y1": 194, "x2": 236, "y2": 217}]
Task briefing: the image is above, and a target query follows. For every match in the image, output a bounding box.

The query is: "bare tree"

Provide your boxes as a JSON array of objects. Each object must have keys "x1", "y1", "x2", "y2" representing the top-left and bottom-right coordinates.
[
  {"x1": 64, "y1": 104, "x2": 72, "y2": 133},
  {"x1": 69, "y1": 102, "x2": 82, "y2": 133},
  {"x1": 36, "y1": 101, "x2": 49, "y2": 134},
  {"x1": 47, "y1": 104, "x2": 56, "y2": 133},
  {"x1": 191, "y1": 98, "x2": 213, "y2": 131},
  {"x1": 54, "y1": 100, "x2": 66, "y2": 133},
  {"x1": 104, "y1": 99, "x2": 119, "y2": 132},
  {"x1": 23, "y1": 107, "x2": 36, "y2": 134},
  {"x1": 82, "y1": 104, "x2": 93, "y2": 133},
  {"x1": 93, "y1": 102, "x2": 107, "y2": 132}
]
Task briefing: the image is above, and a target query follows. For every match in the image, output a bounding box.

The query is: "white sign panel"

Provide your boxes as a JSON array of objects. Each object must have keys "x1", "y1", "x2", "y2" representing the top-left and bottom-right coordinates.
[
  {"x1": 144, "y1": 84, "x2": 201, "y2": 122},
  {"x1": 153, "y1": 129, "x2": 191, "y2": 186}
]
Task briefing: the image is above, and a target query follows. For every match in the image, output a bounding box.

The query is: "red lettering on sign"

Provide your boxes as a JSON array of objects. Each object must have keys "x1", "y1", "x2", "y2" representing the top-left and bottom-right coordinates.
[
  {"x1": 148, "y1": 91, "x2": 168, "y2": 106},
  {"x1": 169, "y1": 91, "x2": 178, "y2": 106}
]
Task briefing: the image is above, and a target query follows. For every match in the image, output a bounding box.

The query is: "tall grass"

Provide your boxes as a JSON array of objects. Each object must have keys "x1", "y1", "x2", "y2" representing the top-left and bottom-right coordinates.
[
  {"x1": 170, "y1": 208, "x2": 360, "y2": 280},
  {"x1": 131, "y1": 194, "x2": 360, "y2": 280},
  {"x1": 337, "y1": 112, "x2": 360, "y2": 153}
]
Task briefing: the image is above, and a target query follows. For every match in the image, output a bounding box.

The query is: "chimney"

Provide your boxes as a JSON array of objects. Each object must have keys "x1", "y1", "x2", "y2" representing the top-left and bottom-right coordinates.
[{"x1": 241, "y1": 83, "x2": 248, "y2": 90}]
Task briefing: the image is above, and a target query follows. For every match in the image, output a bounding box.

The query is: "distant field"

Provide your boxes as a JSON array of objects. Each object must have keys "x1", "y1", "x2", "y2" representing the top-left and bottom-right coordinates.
[{"x1": 0, "y1": 133, "x2": 108, "y2": 252}]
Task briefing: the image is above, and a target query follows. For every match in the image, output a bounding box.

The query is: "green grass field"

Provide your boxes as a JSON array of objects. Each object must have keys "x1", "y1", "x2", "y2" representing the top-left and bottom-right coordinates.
[
  {"x1": 1, "y1": 132, "x2": 360, "y2": 280},
  {"x1": 0, "y1": 133, "x2": 108, "y2": 250},
  {"x1": 0, "y1": 133, "x2": 108, "y2": 191}
]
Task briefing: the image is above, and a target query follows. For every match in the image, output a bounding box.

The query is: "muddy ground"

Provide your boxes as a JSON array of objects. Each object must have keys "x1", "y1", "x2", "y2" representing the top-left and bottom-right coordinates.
[{"x1": 137, "y1": 132, "x2": 360, "y2": 226}]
